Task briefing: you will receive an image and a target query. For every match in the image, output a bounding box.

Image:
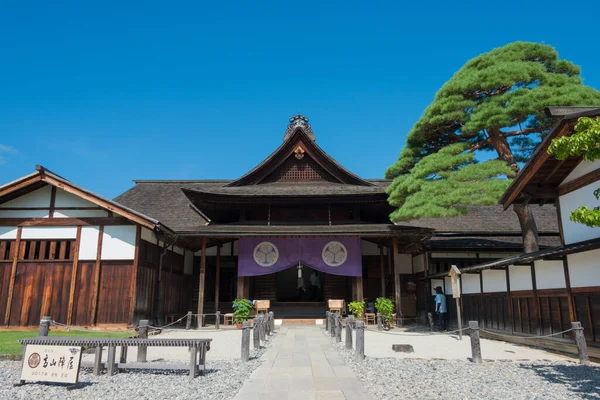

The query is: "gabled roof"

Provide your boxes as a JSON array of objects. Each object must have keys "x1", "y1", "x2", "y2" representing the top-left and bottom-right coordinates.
[
  {"x1": 0, "y1": 165, "x2": 170, "y2": 233},
  {"x1": 227, "y1": 119, "x2": 374, "y2": 187},
  {"x1": 500, "y1": 106, "x2": 600, "y2": 208}
]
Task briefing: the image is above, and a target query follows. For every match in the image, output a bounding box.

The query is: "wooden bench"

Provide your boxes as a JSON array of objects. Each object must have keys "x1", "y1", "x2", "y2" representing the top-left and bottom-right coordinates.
[
  {"x1": 19, "y1": 337, "x2": 212, "y2": 378},
  {"x1": 224, "y1": 313, "x2": 234, "y2": 325}
]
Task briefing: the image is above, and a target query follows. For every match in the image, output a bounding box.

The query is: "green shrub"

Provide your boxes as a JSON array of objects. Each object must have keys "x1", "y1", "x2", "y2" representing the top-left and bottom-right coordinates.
[
  {"x1": 347, "y1": 300, "x2": 365, "y2": 318},
  {"x1": 375, "y1": 297, "x2": 394, "y2": 324},
  {"x1": 232, "y1": 298, "x2": 254, "y2": 324}
]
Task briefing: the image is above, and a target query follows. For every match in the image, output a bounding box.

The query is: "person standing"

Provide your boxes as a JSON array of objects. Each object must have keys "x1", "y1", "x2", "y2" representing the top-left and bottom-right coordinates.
[
  {"x1": 309, "y1": 271, "x2": 318, "y2": 301},
  {"x1": 434, "y1": 286, "x2": 447, "y2": 331}
]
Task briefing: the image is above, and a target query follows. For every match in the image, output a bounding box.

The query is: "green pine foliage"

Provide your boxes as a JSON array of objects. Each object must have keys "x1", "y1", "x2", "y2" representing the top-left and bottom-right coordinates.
[
  {"x1": 386, "y1": 42, "x2": 600, "y2": 222},
  {"x1": 548, "y1": 116, "x2": 600, "y2": 227}
]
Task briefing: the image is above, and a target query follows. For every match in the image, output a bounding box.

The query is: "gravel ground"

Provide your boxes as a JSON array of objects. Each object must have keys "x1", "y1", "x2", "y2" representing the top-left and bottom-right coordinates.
[
  {"x1": 0, "y1": 332, "x2": 279, "y2": 400},
  {"x1": 326, "y1": 331, "x2": 600, "y2": 399}
]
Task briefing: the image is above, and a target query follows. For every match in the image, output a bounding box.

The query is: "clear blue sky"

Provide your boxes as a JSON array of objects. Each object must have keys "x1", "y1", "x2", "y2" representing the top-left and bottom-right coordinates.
[{"x1": 1, "y1": 1, "x2": 599, "y2": 199}]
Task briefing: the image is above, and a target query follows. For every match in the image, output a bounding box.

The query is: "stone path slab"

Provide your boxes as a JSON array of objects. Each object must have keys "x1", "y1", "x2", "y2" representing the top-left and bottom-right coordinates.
[{"x1": 234, "y1": 325, "x2": 372, "y2": 400}]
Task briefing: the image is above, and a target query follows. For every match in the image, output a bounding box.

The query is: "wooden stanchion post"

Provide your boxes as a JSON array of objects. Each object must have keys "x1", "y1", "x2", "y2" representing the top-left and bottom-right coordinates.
[
  {"x1": 335, "y1": 315, "x2": 342, "y2": 343},
  {"x1": 186, "y1": 311, "x2": 192, "y2": 330},
  {"x1": 253, "y1": 318, "x2": 260, "y2": 350},
  {"x1": 427, "y1": 312, "x2": 434, "y2": 332},
  {"x1": 355, "y1": 321, "x2": 365, "y2": 362},
  {"x1": 468, "y1": 321, "x2": 482, "y2": 363},
  {"x1": 259, "y1": 315, "x2": 265, "y2": 343},
  {"x1": 346, "y1": 315, "x2": 354, "y2": 350},
  {"x1": 326, "y1": 311, "x2": 330, "y2": 332},
  {"x1": 39, "y1": 316, "x2": 51, "y2": 337},
  {"x1": 215, "y1": 311, "x2": 220, "y2": 330},
  {"x1": 571, "y1": 322, "x2": 589, "y2": 365},
  {"x1": 241, "y1": 321, "x2": 251, "y2": 362},
  {"x1": 330, "y1": 313, "x2": 336, "y2": 337},
  {"x1": 269, "y1": 311, "x2": 275, "y2": 334},
  {"x1": 137, "y1": 320, "x2": 148, "y2": 363},
  {"x1": 376, "y1": 312, "x2": 382, "y2": 331}
]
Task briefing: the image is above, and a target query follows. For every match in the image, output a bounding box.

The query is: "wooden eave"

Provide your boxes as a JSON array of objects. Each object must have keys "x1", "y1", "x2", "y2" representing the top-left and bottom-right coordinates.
[
  {"x1": 226, "y1": 127, "x2": 374, "y2": 187},
  {"x1": 0, "y1": 166, "x2": 174, "y2": 234}
]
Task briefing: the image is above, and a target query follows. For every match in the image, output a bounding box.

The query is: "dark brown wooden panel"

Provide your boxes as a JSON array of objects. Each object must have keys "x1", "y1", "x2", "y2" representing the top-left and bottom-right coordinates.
[
  {"x1": 0, "y1": 262, "x2": 12, "y2": 320},
  {"x1": 96, "y1": 263, "x2": 132, "y2": 324},
  {"x1": 253, "y1": 274, "x2": 277, "y2": 301},
  {"x1": 324, "y1": 274, "x2": 348, "y2": 301},
  {"x1": 73, "y1": 262, "x2": 95, "y2": 326}
]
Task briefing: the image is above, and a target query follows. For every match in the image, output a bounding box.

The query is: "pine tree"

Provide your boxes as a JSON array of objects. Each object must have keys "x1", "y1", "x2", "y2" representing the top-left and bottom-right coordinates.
[
  {"x1": 386, "y1": 42, "x2": 600, "y2": 252},
  {"x1": 548, "y1": 116, "x2": 600, "y2": 227}
]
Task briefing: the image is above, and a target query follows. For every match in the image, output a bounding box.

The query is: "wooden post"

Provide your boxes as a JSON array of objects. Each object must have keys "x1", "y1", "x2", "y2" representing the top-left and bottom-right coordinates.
[
  {"x1": 376, "y1": 312, "x2": 382, "y2": 331},
  {"x1": 563, "y1": 257, "x2": 576, "y2": 322},
  {"x1": 427, "y1": 312, "x2": 434, "y2": 331},
  {"x1": 189, "y1": 344, "x2": 198, "y2": 378},
  {"x1": 39, "y1": 316, "x2": 51, "y2": 337},
  {"x1": 137, "y1": 319, "x2": 148, "y2": 363},
  {"x1": 325, "y1": 311, "x2": 330, "y2": 332},
  {"x1": 186, "y1": 311, "x2": 192, "y2": 330},
  {"x1": 215, "y1": 245, "x2": 221, "y2": 312},
  {"x1": 241, "y1": 321, "x2": 251, "y2": 362},
  {"x1": 4, "y1": 226, "x2": 22, "y2": 326},
  {"x1": 128, "y1": 225, "x2": 142, "y2": 324},
  {"x1": 107, "y1": 345, "x2": 117, "y2": 376},
  {"x1": 90, "y1": 226, "x2": 104, "y2": 325},
  {"x1": 253, "y1": 318, "x2": 260, "y2": 349},
  {"x1": 379, "y1": 245, "x2": 385, "y2": 297},
  {"x1": 506, "y1": 265, "x2": 515, "y2": 334},
  {"x1": 571, "y1": 321, "x2": 589, "y2": 365},
  {"x1": 335, "y1": 314, "x2": 342, "y2": 343},
  {"x1": 468, "y1": 321, "x2": 482, "y2": 363},
  {"x1": 355, "y1": 321, "x2": 365, "y2": 362},
  {"x1": 67, "y1": 226, "x2": 82, "y2": 325},
  {"x1": 119, "y1": 346, "x2": 128, "y2": 363},
  {"x1": 346, "y1": 315, "x2": 354, "y2": 349},
  {"x1": 456, "y1": 298, "x2": 463, "y2": 340},
  {"x1": 197, "y1": 237, "x2": 207, "y2": 328},
  {"x1": 93, "y1": 346, "x2": 103, "y2": 375},
  {"x1": 215, "y1": 311, "x2": 220, "y2": 329},
  {"x1": 269, "y1": 311, "x2": 274, "y2": 334},
  {"x1": 330, "y1": 313, "x2": 336, "y2": 337},
  {"x1": 259, "y1": 315, "x2": 265, "y2": 342},
  {"x1": 392, "y1": 237, "x2": 401, "y2": 327}
]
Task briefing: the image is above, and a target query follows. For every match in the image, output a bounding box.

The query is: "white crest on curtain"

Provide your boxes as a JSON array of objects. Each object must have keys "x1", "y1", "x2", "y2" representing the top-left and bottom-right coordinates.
[
  {"x1": 253, "y1": 241, "x2": 279, "y2": 267},
  {"x1": 322, "y1": 241, "x2": 348, "y2": 267}
]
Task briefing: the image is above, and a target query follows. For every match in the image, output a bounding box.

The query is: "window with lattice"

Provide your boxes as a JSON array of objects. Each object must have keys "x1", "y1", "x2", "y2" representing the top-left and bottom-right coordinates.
[{"x1": 262, "y1": 155, "x2": 338, "y2": 183}]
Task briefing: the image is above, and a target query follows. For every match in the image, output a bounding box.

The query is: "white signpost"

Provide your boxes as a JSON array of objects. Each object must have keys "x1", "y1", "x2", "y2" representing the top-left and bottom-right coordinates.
[
  {"x1": 20, "y1": 345, "x2": 83, "y2": 385},
  {"x1": 449, "y1": 265, "x2": 462, "y2": 340}
]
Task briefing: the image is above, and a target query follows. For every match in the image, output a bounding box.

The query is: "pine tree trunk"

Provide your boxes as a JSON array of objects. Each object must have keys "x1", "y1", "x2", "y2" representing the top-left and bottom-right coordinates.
[{"x1": 488, "y1": 128, "x2": 539, "y2": 252}]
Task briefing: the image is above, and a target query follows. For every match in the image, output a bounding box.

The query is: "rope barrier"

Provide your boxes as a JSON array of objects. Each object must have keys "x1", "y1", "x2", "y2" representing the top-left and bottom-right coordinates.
[
  {"x1": 50, "y1": 321, "x2": 135, "y2": 334},
  {"x1": 479, "y1": 327, "x2": 574, "y2": 340}
]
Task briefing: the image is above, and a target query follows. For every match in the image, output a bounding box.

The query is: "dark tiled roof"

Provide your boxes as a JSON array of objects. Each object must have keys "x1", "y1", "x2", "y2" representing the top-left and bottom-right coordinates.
[
  {"x1": 426, "y1": 235, "x2": 561, "y2": 250},
  {"x1": 177, "y1": 223, "x2": 429, "y2": 236},
  {"x1": 397, "y1": 204, "x2": 558, "y2": 233},
  {"x1": 184, "y1": 182, "x2": 388, "y2": 198}
]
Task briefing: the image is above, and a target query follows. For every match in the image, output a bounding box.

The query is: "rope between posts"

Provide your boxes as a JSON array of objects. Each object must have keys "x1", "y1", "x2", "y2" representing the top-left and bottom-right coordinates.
[
  {"x1": 479, "y1": 327, "x2": 574, "y2": 340},
  {"x1": 50, "y1": 321, "x2": 135, "y2": 334},
  {"x1": 367, "y1": 327, "x2": 469, "y2": 337},
  {"x1": 147, "y1": 314, "x2": 188, "y2": 330}
]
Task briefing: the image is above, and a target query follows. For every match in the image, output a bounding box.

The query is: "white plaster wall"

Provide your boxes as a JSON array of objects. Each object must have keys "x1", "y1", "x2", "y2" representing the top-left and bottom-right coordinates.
[
  {"x1": 559, "y1": 185, "x2": 600, "y2": 244},
  {"x1": 172, "y1": 245, "x2": 185, "y2": 255},
  {"x1": 482, "y1": 269, "x2": 507, "y2": 293},
  {"x1": 101, "y1": 226, "x2": 136, "y2": 260},
  {"x1": 444, "y1": 276, "x2": 452, "y2": 295},
  {"x1": 184, "y1": 250, "x2": 194, "y2": 275},
  {"x1": 53, "y1": 210, "x2": 108, "y2": 218},
  {"x1": 79, "y1": 226, "x2": 100, "y2": 260},
  {"x1": 21, "y1": 226, "x2": 77, "y2": 239},
  {"x1": 0, "y1": 227, "x2": 18, "y2": 240},
  {"x1": 399, "y1": 254, "x2": 412, "y2": 274},
  {"x1": 534, "y1": 260, "x2": 566, "y2": 289},
  {"x1": 0, "y1": 210, "x2": 49, "y2": 218},
  {"x1": 141, "y1": 227, "x2": 158, "y2": 244},
  {"x1": 509, "y1": 265, "x2": 533, "y2": 291},
  {"x1": 412, "y1": 254, "x2": 425, "y2": 273},
  {"x1": 360, "y1": 240, "x2": 380, "y2": 256},
  {"x1": 54, "y1": 187, "x2": 98, "y2": 208},
  {"x1": 431, "y1": 279, "x2": 444, "y2": 295},
  {"x1": 2, "y1": 186, "x2": 52, "y2": 208},
  {"x1": 462, "y1": 273, "x2": 481, "y2": 294},
  {"x1": 568, "y1": 249, "x2": 600, "y2": 288},
  {"x1": 561, "y1": 160, "x2": 600, "y2": 185}
]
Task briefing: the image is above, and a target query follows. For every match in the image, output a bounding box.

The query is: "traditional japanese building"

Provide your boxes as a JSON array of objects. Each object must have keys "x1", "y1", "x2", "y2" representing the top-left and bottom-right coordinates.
[{"x1": 0, "y1": 115, "x2": 560, "y2": 327}]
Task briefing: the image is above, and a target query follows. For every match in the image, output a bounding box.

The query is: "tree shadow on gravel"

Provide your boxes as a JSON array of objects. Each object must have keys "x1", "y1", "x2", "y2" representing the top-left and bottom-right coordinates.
[{"x1": 520, "y1": 363, "x2": 600, "y2": 399}]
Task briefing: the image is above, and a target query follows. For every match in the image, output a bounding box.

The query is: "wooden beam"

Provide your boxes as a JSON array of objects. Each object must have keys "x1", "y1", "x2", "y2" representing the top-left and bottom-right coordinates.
[
  {"x1": 379, "y1": 245, "x2": 385, "y2": 297},
  {"x1": 66, "y1": 226, "x2": 82, "y2": 325},
  {"x1": 562, "y1": 256, "x2": 576, "y2": 321},
  {"x1": 0, "y1": 217, "x2": 132, "y2": 227},
  {"x1": 530, "y1": 262, "x2": 542, "y2": 335},
  {"x1": 540, "y1": 159, "x2": 567, "y2": 186},
  {"x1": 559, "y1": 168, "x2": 600, "y2": 196},
  {"x1": 0, "y1": 175, "x2": 42, "y2": 198},
  {"x1": 128, "y1": 225, "x2": 142, "y2": 324},
  {"x1": 90, "y1": 226, "x2": 104, "y2": 325},
  {"x1": 197, "y1": 237, "x2": 207, "y2": 328},
  {"x1": 215, "y1": 245, "x2": 221, "y2": 312},
  {"x1": 505, "y1": 266, "x2": 514, "y2": 334},
  {"x1": 392, "y1": 237, "x2": 401, "y2": 324},
  {"x1": 48, "y1": 186, "x2": 57, "y2": 218},
  {"x1": 4, "y1": 226, "x2": 22, "y2": 326},
  {"x1": 521, "y1": 187, "x2": 557, "y2": 199}
]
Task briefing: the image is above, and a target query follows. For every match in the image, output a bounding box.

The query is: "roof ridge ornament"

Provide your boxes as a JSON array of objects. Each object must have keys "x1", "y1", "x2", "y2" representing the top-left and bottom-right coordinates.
[{"x1": 284, "y1": 114, "x2": 315, "y2": 142}]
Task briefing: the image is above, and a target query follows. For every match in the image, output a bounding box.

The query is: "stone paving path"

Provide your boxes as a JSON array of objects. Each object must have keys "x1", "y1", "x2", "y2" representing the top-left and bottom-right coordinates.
[{"x1": 234, "y1": 324, "x2": 373, "y2": 400}]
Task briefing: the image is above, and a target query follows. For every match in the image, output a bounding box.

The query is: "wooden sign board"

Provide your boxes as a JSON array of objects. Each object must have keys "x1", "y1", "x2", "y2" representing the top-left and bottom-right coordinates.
[
  {"x1": 328, "y1": 299, "x2": 344, "y2": 311},
  {"x1": 448, "y1": 265, "x2": 461, "y2": 299},
  {"x1": 21, "y1": 345, "x2": 82, "y2": 384}
]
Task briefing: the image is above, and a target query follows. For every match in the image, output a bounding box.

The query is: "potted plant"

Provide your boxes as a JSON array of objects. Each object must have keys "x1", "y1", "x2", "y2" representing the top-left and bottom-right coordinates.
[
  {"x1": 375, "y1": 297, "x2": 394, "y2": 330},
  {"x1": 347, "y1": 300, "x2": 365, "y2": 319},
  {"x1": 232, "y1": 298, "x2": 254, "y2": 328}
]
